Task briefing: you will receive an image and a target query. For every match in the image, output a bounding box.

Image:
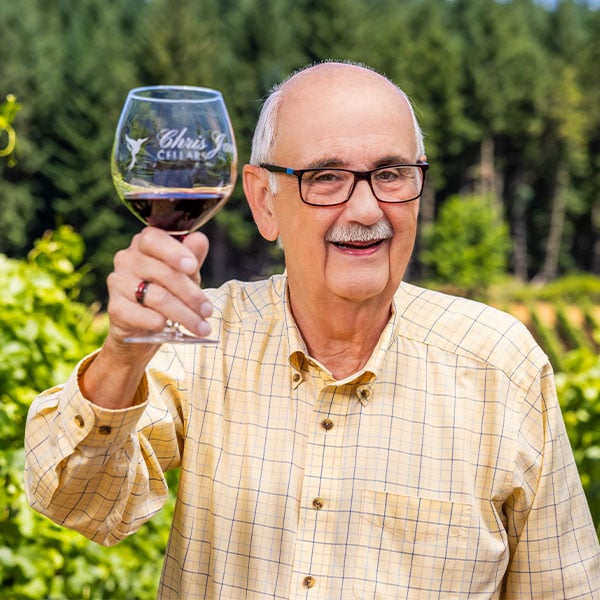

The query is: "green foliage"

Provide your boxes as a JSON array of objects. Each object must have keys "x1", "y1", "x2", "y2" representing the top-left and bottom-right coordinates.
[
  {"x1": 540, "y1": 274, "x2": 600, "y2": 303},
  {"x1": 528, "y1": 303, "x2": 565, "y2": 372},
  {"x1": 0, "y1": 93, "x2": 20, "y2": 163},
  {"x1": 0, "y1": 93, "x2": 30, "y2": 252},
  {"x1": 555, "y1": 301, "x2": 592, "y2": 351},
  {"x1": 0, "y1": 0, "x2": 142, "y2": 294},
  {"x1": 503, "y1": 273, "x2": 600, "y2": 304},
  {"x1": 584, "y1": 302, "x2": 600, "y2": 333},
  {"x1": 0, "y1": 226, "x2": 101, "y2": 448},
  {"x1": 556, "y1": 346, "x2": 600, "y2": 537},
  {"x1": 488, "y1": 276, "x2": 600, "y2": 535},
  {"x1": 0, "y1": 227, "x2": 175, "y2": 599},
  {"x1": 421, "y1": 194, "x2": 511, "y2": 294}
]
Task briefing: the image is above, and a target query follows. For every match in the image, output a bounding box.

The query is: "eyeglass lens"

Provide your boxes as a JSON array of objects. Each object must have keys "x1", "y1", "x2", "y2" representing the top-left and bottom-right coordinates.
[{"x1": 301, "y1": 166, "x2": 423, "y2": 205}]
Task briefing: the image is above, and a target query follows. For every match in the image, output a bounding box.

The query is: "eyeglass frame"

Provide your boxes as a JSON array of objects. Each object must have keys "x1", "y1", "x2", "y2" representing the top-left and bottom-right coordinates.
[{"x1": 259, "y1": 162, "x2": 429, "y2": 207}]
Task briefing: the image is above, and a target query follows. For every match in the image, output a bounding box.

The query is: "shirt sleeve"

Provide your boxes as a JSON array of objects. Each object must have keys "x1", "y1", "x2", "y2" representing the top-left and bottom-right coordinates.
[
  {"x1": 504, "y1": 360, "x2": 600, "y2": 597},
  {"x1": 24, "y1": 353, "x2": 182, "y2": 546}
]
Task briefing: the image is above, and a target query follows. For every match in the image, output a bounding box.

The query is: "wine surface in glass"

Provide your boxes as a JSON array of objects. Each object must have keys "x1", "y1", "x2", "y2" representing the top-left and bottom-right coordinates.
[{"x1": 123, "y1": 189, "x2": 225, "y2": 235}]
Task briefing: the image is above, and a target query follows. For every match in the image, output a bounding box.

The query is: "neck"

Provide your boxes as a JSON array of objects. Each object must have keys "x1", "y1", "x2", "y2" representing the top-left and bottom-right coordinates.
[{"x1": 288, "y1": 286, "x2": 392, "y2": 379}]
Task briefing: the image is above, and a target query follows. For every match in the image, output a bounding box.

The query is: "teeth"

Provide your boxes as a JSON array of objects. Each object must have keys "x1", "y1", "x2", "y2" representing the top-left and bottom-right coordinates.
[{"x1": 336, "y1": 239, "x2": 381, "y2": 247}]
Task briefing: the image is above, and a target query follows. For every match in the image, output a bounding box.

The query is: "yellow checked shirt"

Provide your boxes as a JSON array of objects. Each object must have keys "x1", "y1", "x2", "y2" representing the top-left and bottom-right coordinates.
[{"x1": 25, "y1": 275, "x2": 600, "y2": 598}]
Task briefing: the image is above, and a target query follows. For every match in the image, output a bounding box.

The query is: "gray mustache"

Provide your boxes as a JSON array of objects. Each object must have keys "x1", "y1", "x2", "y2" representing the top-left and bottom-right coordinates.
[{"x1": 325, "y1": 220, "x2": 394, "y2": 243}]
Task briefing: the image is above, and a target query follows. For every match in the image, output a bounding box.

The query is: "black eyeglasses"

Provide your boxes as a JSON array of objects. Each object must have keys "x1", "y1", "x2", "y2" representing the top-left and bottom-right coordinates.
[{"x1": 260, "y1": 162, "x2": 428, "y2": 206}]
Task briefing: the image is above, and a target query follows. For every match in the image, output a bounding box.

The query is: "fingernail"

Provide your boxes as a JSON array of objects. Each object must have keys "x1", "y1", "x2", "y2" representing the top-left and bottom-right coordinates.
[
  {"x1": 199, "y1": 301, "x2": 213, "y2": 318},
  {"x1": 180, "y1": 257, "x2": 197, "y2": 273},
  {"x1": 197, "y1": 320, "x2": 211, "y2": 337}
]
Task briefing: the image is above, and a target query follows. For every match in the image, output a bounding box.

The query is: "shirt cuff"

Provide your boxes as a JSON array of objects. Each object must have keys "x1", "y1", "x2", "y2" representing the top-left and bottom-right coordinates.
[{"x1": 60, "y1": 353, "x2": 149, "y2": 451}]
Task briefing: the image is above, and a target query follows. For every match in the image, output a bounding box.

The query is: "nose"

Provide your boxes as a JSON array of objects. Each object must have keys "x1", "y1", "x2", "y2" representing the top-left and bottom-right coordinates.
[{"x1": 344, "y1": 177, "x2": 384, "y2": 225}]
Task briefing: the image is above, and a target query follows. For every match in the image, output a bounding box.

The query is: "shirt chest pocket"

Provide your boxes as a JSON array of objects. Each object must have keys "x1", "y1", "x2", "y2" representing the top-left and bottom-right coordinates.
[{"x1": 353, "y1": 490, "x2": 472, "y2": 599}]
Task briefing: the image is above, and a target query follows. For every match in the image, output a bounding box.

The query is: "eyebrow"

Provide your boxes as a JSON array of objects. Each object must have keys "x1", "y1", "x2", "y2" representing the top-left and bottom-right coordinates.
[
  {"x1": 304, "y1": 154, "x2": 415, "y2": 170},
  {"x1": 304, "y1": 157, "x2": 346, "y2": 169},
  {"x1": 374, "y1": 154, "x2": 415, "y2": 167}
]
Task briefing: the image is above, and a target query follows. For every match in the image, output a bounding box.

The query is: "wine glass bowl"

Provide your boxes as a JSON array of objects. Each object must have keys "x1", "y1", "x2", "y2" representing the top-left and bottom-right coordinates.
[
  {"x1": 112, "y1": 86, "x2": 237, "y2": 237},
  {"x1": 111, "y1": 85, "x2": 237, "y2": 343}
]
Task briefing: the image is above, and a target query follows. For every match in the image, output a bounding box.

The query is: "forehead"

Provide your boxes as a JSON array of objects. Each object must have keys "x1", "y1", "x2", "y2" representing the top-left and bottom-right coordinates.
[{"x1": 274, "y1": 65, "x2": 418, "y2": 166}]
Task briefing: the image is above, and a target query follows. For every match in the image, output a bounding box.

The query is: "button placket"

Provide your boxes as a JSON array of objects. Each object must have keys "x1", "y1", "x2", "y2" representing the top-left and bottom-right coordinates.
[{"x1": 294, "y1": 382, "x2": 350, "y2": 594}]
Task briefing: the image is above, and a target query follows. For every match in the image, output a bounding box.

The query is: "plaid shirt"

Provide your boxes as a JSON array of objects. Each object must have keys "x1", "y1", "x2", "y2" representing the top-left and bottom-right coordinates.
[{"x1": 25, "y1": 275, "x2": 600, "y2": 598}]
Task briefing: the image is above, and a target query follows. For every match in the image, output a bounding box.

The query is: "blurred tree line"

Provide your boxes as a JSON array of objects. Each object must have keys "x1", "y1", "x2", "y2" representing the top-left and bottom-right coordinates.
[{"x1": 1, "y1": 0, "x2": 600, "y2": 304}]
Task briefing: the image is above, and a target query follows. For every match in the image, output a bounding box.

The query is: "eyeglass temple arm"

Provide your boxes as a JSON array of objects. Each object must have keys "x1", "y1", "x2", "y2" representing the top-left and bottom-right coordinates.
[{"x1": 260, "y1": 163, "x2": 295, "y2": 175}]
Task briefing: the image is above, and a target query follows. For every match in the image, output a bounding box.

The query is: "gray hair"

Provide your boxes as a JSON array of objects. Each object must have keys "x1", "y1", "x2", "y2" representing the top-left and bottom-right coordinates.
[
  {"x1": 250, "y1": 84, "x2": 286, "y2": 191},
  {"x1": 249, "y1": 62, "x2": 426, "y2": 196}
]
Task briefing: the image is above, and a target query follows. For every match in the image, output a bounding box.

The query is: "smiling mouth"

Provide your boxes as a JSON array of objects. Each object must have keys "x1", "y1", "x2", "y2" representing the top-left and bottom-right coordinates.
[
  {"x1": 325, "y1": 221, "x2": 394, "y2": 250},
  {"x1": 331, "y1": 239, "x2": 386, "y2": 250}
]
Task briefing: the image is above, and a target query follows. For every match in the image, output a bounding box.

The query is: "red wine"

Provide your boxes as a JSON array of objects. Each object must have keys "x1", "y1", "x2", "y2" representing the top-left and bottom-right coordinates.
[{"x1": 123, "y1": 190, "x2": 225, "y2": 234}]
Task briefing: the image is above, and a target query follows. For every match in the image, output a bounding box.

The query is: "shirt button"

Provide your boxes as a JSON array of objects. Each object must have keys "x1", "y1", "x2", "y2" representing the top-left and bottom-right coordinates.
[
  {"x1": 312, "y1": 497, "x2": 324, "y2": 510},
  {"x1": 321, "y1": 418, "x2": 334, "y2": 431},
  {"x1": 98, "y1": 425, "x2": 112, "y2": 435},
  {"x1": 303, "y1": 575, "x2": 316, "y2": 589},
  {"x1": 74, "y1": 415, "x2": 85, "y2": 428},
  {"x1": 292, "y1": 373, "x2": 301, "y2": 383}
]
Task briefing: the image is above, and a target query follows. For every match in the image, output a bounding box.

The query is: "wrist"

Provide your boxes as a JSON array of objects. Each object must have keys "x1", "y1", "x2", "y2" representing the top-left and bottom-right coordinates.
[{"x1": 79, "y1": 336, "x2": 155, "y2": 409}]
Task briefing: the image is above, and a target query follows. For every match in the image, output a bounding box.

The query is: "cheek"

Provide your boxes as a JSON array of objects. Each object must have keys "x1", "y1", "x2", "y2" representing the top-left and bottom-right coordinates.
[
  {"x1": 389, "y1": 203, "x2": 419, "y2": 238},
  {"x1": 389, "y1": 206, "x2": 419, "y2": 258},
  {"x1": 278, "y1": 204, "x2": 337, "y2": 246}
]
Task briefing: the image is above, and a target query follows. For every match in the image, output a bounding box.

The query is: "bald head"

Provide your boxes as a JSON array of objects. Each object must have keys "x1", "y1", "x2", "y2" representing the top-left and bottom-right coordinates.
[{"x1": 250, "y1": 61, "x2": 425, "y2": 166}]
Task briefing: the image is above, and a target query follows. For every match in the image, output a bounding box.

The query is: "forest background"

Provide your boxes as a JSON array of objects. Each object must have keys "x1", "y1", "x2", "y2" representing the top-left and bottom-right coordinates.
[{"x1": 1, "y1": 0, "x2": 600, "y2": 598}]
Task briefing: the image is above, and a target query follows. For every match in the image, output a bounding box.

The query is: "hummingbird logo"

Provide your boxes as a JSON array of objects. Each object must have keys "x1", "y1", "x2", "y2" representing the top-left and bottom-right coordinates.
[{"x1": 125, "y1": 134, "x2": 149, "y2": 170}]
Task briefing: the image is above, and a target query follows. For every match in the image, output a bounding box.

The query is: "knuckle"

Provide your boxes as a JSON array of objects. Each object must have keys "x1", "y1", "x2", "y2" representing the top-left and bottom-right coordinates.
[
  {"x1": 138, "y1": 226, "x2": 164, "y2": 248},
  {"x1": 108, "y1": 296, "x2": 166, "y2": 334},
  {"x1": 150, "y1": 284, "x2": 170, "y2": 307},
  {"x1": 106, "y1": 271, "x2": 118, "y2": 288},
  {"x1": 113, "y1": 248, "x2": 128, "y2": 268},
  {"x1": 107, "y1": 298, "x2": 128, "y2": 324}
]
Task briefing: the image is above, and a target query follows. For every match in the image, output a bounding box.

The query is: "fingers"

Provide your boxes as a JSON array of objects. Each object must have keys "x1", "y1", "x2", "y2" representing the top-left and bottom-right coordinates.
[
  {"x1": 135, "y1": 228, "x2": 208, "y2": 274},
  {"x1": 106, "y1": 228, "x2": 214, "y2": 341},
  {"x1": 182, "y1": 232, "x2": 210, "y2": 272}
]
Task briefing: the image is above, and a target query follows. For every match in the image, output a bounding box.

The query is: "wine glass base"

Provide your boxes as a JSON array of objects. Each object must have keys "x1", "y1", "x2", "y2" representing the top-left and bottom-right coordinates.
[{"x1": 124, "y1": 331, "x2": 218, "y2": 344}]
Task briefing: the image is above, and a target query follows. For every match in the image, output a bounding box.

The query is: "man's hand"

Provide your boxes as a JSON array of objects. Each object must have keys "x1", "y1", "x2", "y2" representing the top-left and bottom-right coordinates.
[
  {"x1": 80, "y1": 228, "x2": 213, "y2": 409},
  {"x1": 107, "y1": 227, "x2": 213, "y2": 344}
]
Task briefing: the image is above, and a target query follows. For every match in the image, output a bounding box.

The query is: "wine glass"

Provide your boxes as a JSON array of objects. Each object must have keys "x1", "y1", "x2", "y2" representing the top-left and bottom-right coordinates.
[{"x1": 111, "y1": 85, "x2": 237, "y2": 343}]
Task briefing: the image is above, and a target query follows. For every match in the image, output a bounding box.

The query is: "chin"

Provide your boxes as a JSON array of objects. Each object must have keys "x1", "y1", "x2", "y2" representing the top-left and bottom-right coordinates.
[{"x1": 330, "y1": 273, "x2": 394, "y2": 304}]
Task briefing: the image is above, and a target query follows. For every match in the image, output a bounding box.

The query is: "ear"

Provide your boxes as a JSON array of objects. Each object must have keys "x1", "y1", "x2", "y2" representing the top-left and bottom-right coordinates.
[{"x1": 243, "y1": 164, "x2": 280, "y2": 241}]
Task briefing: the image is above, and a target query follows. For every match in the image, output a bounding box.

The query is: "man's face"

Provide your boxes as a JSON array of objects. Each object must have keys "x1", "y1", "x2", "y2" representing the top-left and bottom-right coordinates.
[{"x1": 267, "y1": 67, "x2": 422, "y2": 309}]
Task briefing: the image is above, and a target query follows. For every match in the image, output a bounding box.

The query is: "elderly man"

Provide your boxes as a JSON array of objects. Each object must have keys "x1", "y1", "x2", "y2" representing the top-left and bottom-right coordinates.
[{"x1": 25, "y1": 62, "x2": 600, "y2": 598}]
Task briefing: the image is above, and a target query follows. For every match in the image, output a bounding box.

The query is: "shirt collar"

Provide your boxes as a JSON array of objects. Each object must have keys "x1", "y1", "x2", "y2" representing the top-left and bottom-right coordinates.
[{"x1": 282, "y1": 277, "x2": 406, "y2": 405}]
